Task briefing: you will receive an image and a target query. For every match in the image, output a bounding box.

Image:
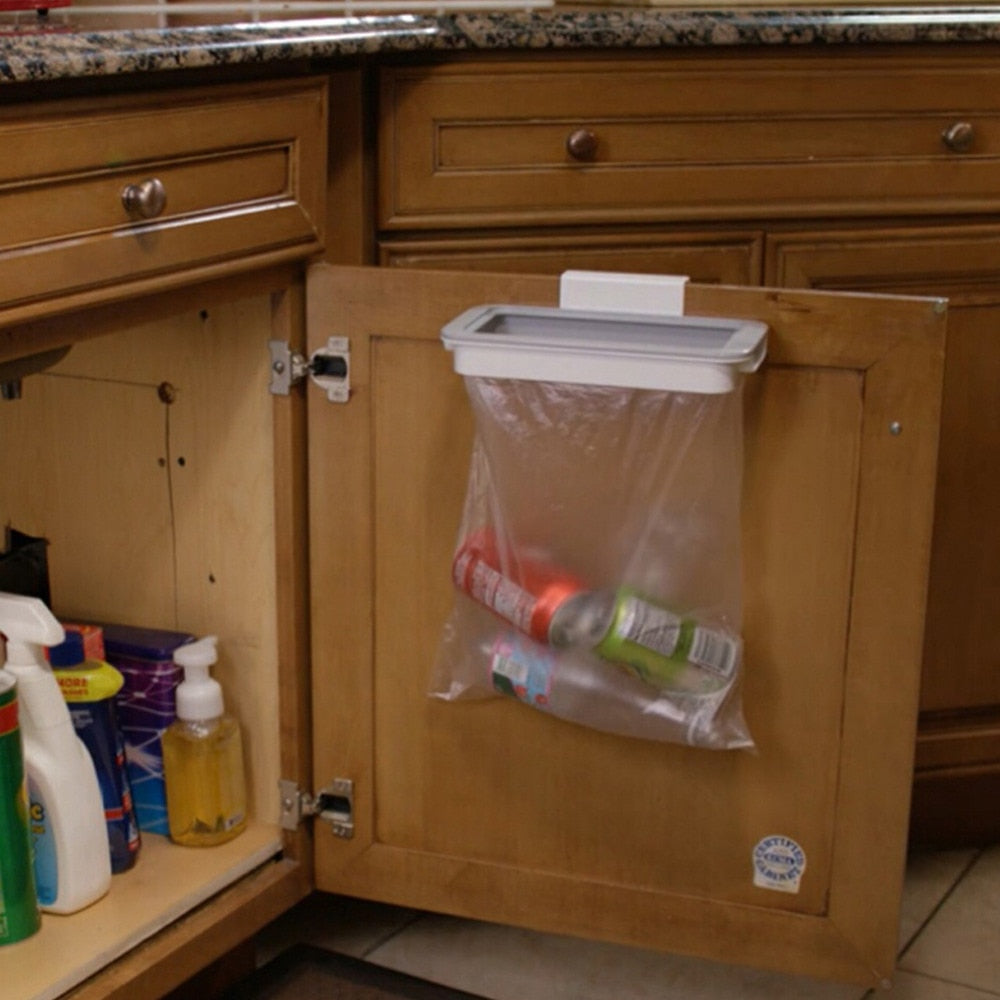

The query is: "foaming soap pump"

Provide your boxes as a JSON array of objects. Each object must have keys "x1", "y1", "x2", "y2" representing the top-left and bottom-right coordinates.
[
  {"x1": 162, "y1": 636, "x2": 247, "y2": 846},
  {"x1": 0, "y1": 592, "x2": 111, "y2": 914}
]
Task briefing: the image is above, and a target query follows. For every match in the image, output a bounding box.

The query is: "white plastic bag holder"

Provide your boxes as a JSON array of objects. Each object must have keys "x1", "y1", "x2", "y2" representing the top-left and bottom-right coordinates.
[
  {"x1": 441, "y1": 304, "x2": 766, "y2": 394},
  {"x1": 433, "y1": 278, "x2": 767, "y2": 750}
]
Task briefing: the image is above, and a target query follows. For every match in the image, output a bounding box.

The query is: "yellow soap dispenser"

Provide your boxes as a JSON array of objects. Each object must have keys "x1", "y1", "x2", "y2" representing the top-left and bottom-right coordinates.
[{"x1": 161, "y1": 636, "x2": 247, "y2": 846}]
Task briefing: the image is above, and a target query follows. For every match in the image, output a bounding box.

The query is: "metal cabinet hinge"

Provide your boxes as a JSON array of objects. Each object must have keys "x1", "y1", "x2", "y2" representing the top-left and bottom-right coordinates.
[
  {"x1": 279, "y1": 777, "x2": 354, "y2": 839},
  {"x1": 269, "y1": 337, "x2": 350, "y2": 403}
]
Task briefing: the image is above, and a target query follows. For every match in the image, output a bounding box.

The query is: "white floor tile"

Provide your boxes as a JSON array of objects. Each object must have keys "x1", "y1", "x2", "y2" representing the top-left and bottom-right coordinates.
[
  {"x1": 897, "y1": 849, "x2": 977, "y2": 951},
  {"x1": 900, "y1": 845, "x2": 1000, "y2": 994},
  {"x1": 366, "y1": 913, "x2": 868, "y2": 1000},
  {"x1": 880, "y1": 970, "x2": 1000, "y2": 999},
  {"x1": 255, "y1": 893, "x2": 420, "y2": 965}
]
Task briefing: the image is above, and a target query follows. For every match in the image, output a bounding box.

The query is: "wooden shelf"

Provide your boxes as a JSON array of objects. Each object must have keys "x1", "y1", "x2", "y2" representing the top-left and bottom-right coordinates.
[{"x1": 4, "y1": 824, "x2": 283, "y2": 1000}]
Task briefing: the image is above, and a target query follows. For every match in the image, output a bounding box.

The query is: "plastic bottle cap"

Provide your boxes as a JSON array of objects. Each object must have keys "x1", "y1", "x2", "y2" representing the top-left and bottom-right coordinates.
[
  {"x1": 174, "y1": 635, "x2": 224, "y2": 720},
  {"x1": 47, "y1": 631, "x2": 86, "y2": 668}
]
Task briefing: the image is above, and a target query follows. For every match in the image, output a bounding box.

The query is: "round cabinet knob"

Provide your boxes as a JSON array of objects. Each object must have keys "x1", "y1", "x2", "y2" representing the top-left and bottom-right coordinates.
[
  {"x1": 121, "y1": 177, "x2": 167, "y2": 219},
  {"x1": 566, "y1": 128, "x2": 599, "y2": 162},
  {"x1": 941, "y1": 121, "x2": 975, "y2": 154}
]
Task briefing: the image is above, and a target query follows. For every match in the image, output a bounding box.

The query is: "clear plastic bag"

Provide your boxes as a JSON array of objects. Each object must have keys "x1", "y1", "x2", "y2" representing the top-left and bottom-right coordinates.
[{"x1": 431, "y1": 376, "x2": 753, "y2": 750}]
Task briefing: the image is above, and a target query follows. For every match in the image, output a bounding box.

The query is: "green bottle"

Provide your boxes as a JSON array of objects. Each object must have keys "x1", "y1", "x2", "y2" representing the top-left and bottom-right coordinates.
[
  {"x1": 0, "y1": 670, "x2": 42, "y2": 945},
  {"x1": 594, "y1": 588, "x2": 739, "y2": 694}
]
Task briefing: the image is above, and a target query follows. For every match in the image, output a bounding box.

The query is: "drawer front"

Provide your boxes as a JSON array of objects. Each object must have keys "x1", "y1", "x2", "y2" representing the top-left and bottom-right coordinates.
[
  {"x1": 0, "y1": 77, "x2": 327, "y2": 322},
  {"x1": 379, "y1": 54, "x2": 1000, "y2": 230},
  {"x1": 379, "y1": 229, "x2": 762, "y2": 284}
]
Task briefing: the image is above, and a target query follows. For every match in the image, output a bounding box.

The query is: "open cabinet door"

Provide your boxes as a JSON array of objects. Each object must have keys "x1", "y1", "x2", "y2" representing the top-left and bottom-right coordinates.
[{"x1": 305, "y1": 264, "x2": 945, "y2": 988}]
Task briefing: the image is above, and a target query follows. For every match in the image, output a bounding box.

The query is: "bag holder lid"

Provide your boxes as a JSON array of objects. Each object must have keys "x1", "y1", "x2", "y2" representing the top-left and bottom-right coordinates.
[{"x1": 441, "y1": 305, "x2": 767, "y2": 394}]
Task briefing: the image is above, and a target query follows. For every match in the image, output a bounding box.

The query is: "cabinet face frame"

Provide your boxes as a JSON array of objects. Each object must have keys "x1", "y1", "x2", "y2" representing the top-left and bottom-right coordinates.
[
  {"x1": 378, "y1": 228, "x2": 764, "y2": 284},
  {"x1": 304, "y1": 264, "x2": 945, "y2": 988}
]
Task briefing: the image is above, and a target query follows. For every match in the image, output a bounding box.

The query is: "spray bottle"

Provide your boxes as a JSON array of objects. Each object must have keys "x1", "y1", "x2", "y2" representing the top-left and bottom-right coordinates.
[
  {"x1": 0, "y1": 669, "x2": 41, "y2": 944},
  {"x1": 0, "y1": 592, "x2": 110, "y2": 913},
  {"x1": 162, "y1": 636, "x2": 247, "y2": 846}
]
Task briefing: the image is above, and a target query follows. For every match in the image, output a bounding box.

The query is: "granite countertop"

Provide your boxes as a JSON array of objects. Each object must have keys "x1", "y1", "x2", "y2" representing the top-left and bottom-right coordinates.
[{"x1": 3, "y1": 4, "x2": 1000, "y2": 85}]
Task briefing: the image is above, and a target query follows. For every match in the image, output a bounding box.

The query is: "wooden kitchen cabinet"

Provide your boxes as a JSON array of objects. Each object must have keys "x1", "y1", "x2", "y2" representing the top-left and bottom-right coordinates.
[
  {"x1": 0, "y1": 44, "x2": 972, "y2": 999},
  {"x1": 0, "y1": 75, "x2": 324, "y2": 1000},
  {"x1": 0, "y1": 255, "x2": 944, "y2": 995},
  {"x1": 377, "y1": 49, "x2": 1000, "y2": 846}
]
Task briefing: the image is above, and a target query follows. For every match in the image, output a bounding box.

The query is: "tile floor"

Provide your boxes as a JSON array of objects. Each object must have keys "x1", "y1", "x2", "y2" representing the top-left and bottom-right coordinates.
[{"x1": 256, "y1": 844, "x2": 1000, "y2": 999}]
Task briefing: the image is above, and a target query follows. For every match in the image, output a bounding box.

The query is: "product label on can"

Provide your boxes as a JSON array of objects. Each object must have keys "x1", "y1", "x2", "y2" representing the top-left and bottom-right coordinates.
[
  {"x1": 688, "y1": 627, "x2": 738, "y2": 679},
  {"x1": 615, "y1": 594, "x2": 682, "y2": 656},
  {"x1": 490, "y1": 635, "x2": 554, "y2": 708},
  {"x1": 457, "y1": 549, "x2": 537, "y2": 635}
]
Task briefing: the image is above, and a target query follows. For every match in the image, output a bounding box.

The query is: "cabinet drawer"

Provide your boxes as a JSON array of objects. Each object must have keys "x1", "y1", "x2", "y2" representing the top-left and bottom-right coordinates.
[
  {"x1": 378, "y1": 54, "x2": 1000, "y2": 230},
  {"x1": 0, "y1": 77, "x2": 327, "y2": 325}
]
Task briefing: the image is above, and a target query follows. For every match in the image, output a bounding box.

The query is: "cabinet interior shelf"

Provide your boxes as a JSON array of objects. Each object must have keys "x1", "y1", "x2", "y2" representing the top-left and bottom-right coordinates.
[{"x1": 4, "y1": 824, "x2": 282, "y2": 1000}]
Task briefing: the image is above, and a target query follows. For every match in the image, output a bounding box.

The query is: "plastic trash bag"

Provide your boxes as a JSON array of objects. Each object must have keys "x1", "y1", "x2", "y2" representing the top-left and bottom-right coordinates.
[{"x1": 431, "y1": 376, "x2": 753, "y2": 750}]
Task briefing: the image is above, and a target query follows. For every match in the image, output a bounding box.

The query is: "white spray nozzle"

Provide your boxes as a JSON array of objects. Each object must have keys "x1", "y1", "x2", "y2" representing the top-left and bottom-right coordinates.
[
  {"x1": 0, "y1": 591, "x2": 65, "y2": 668},
  {"x1": 174, "y1": 635, "x2": 224, "y2": 721}
]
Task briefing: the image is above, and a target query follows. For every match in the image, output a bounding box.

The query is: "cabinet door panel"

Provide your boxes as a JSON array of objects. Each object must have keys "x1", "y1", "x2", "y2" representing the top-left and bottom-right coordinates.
[
  {"x1": 306, "y1": 265, "x2": 944, "y2": 986},
  {"x1": 767, "y1": 227, "x2": 1000, "y2": 714},
  {"x1": 767, "y1": 225, "x2": 1000, "y2": 845},
  {"x1": 370, "y1": 339, "x2": 854, "y2": 911}
]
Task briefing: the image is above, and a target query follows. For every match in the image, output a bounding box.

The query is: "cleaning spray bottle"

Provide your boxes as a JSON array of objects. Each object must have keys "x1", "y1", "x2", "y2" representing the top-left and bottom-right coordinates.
[
  {"x1": 162, "y1": 636, "x2": 247, "y2": 846},
  {"x1": 0, "y1": 669, "x2": 41, "y2": 944},
  {"x1": 0, "y1": 592, "x2": 110, "y2": 913}
]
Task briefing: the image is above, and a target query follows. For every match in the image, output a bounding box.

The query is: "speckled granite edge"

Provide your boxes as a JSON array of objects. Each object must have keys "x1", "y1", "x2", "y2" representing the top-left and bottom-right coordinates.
[{"x1": 3, "y1": 6, "x2": 1000, "y2": 85}]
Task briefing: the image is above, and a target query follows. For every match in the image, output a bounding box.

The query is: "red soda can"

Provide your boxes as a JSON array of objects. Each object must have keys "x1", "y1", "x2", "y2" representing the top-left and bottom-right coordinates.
[{"x1": 452, "y1": 530, "x2": 613, "y2": 648}]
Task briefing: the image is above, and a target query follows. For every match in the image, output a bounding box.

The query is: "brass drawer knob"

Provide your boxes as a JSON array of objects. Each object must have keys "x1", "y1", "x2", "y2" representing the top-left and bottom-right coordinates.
[
  {"x1": 942, "y1": 121, "x2": 975, "y2": 153},
  {"x1": 566, "y1": 128, "x2": 599, "y2": 162},
  {"x1": 121, "y1": 177, "x2": 167, "y2": 219}
]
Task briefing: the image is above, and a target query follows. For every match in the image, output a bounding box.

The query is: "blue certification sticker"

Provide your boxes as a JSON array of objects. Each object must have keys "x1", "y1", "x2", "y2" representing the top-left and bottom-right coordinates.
[{"x1": 752, "y1": 835, "x2": 807, "y2": 894}]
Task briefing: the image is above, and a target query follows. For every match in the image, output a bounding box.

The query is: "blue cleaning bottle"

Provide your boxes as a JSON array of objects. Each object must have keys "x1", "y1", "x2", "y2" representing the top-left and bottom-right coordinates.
[{"x1": 50, "y1": 631, "x2": 141, "y2": 873}]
